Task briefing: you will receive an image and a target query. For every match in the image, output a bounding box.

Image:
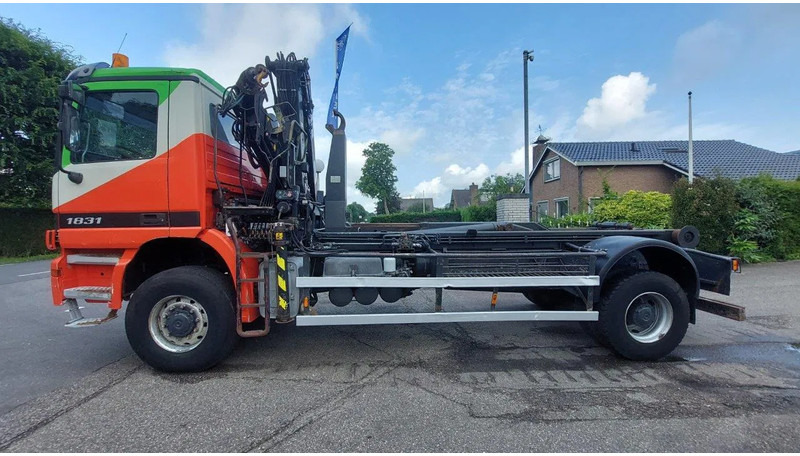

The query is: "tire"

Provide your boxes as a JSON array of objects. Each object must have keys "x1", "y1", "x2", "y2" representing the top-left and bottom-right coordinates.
[
  {"x1": 522, "y1": 289, "x2": 577, "y2": 310},
  {"x1": 597, "y1": 271, "x2": 690, "y2": 361},
  {"x1": 125, "y1": 266, "x2": 238, "y2": 372}
]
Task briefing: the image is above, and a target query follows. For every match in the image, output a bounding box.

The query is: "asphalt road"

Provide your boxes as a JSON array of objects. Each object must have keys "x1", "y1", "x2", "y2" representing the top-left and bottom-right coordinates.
[
  {"x1": 0, "y1": 260, "x2": 131, "y2": 415},
  {"x1": 1, "y1": 260, "x2": 799, "y2": 451}
]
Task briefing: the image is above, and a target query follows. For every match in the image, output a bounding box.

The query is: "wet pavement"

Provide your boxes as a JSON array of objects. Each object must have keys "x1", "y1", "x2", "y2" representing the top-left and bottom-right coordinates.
[{"x1": 1, "y1": 261, "x2": 799, "y2": 451}]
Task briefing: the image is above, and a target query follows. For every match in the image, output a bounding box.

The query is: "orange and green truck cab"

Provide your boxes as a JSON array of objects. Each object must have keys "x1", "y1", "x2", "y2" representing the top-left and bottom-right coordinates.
[{"x1": 50, "y1": 64, "x2": 262, "y2": 323}]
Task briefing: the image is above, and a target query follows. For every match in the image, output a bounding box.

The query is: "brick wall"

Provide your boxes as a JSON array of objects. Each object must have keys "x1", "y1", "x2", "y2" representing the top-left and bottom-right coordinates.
[
  {"x1": 530, "y1": 148, "x2": 680, "y2": 219},
  {"x1": 582, "y1": 165, "x2": 679, "y2": 197},
  {"x1": 531, "y1": 150, "x2": 581, "y2": 217},
  {"x1": 496, "y1": 195, "x2": 529, "y2": 222}
]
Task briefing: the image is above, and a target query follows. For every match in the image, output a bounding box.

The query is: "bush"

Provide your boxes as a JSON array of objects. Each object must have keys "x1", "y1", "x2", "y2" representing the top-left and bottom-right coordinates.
[
  {"x1": 369, "y1": 209, "x2": 462, "y2": 223},
  {"x1": 0, "y1": 208, "x2": 54, "y2": 257},
  {"x1": 671, "y1": 174, "x2": 800, "y2": 260},
  {"x1": 739, "y1": 175, "x2": 800, "y2": 260},
  {"x1": 734, "y1": 179, "x2": 779, "y2": 251},
  {"x1": 672, "y1": 176, "x2": 738, "y2": 254},
  {"x1": 593, "y1": 190, "x2": 672, "y2": 229},
  {"x1": 461, "y1": 204, "x2": 496, "y2": 222}
]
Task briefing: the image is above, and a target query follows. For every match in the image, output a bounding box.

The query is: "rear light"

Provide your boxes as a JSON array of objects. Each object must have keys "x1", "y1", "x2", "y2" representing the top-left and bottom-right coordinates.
[
  {"x1": 45, "y1": 229, "x2": 59, "y2": 250},
  {"x1": 732, "y1": 258, "x2": 741, "y2": 273}
]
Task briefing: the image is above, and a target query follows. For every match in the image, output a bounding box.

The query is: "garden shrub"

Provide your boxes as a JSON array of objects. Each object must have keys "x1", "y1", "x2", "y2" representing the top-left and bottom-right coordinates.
[
  {"x1": 461, "y1": 204, "x2": 496, "y2": 222},
  {"x1": 0, "y1": 208, "x2": 54, "y2": 257},
  {"x1": 672, "y1": 176, "x2": 738, "y2": 254},
  {"x1": 593, "y1": 190, "x2": 672, "y2": 229}
]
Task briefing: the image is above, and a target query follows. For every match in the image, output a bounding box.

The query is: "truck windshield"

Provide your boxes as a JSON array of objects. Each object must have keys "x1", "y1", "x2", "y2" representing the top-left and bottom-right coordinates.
[{"x1": 68, "y1": 91, "x2": 158, "y2": 164}]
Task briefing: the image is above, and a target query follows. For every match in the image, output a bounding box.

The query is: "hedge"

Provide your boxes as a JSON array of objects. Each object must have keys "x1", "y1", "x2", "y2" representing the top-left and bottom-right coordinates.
[
  {"x1": 461, "y1": 204, "x2": 496, "y2": 222},
  {"x1": 592, "y1": 191, "x2": 672, "y2": 229},
  {"x1": 738, "y1": 175, "x2": 800, "y2": 260},
  {"x1": 540, "y1": 191, "x2": 672, "y2": 229},
  {"x1": 671, "y1": 177, "x2": 738, "y2": 254},
  {"x1": 671, "y1": 175, "x2": 800, "y2": 261},
  {"x1": 370, "y1": 209, "x2": 462, "y2": 223},
  {"x1": 0, "y1": 208, "x2": 54, "y2": 257}
]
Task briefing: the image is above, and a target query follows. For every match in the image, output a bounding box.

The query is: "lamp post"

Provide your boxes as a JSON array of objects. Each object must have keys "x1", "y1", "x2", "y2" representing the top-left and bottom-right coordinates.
[
  {"x1": 688, "y1": 91, "x2": 694, "y2": 185},
  {"x1": 523, "y1": 49, "x2": 534, "y2": 221}
]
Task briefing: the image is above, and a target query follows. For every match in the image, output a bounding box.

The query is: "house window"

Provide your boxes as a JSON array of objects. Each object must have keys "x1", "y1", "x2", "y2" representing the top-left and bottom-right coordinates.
[
  {"x1": 587, "y1": 197, "x2": 602, "y2": 214},
  {"x1": 555, "y1": 197, "x2": 569, "y2": 218},
  {"x1": 536, "y1": 200, "x2": 549, "y2": 221},
  {"x1": 544, "y1": 158, "x2": 560, "y2": 182}
]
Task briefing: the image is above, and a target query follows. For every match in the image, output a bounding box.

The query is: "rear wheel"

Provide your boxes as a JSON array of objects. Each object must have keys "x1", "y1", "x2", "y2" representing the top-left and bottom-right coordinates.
[
  {"x1": 597, "y1": 271, "x2": 689, "y2": 361},
  {"x1": 125, "y1": 266, "x2": 237, "y2": 372}
]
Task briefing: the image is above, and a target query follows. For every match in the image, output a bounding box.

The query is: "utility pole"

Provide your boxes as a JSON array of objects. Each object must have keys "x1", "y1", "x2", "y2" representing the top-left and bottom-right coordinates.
[
  {"x1": 523, "y1": 49, "x2": 534, "y2": 221},
  {"x1": 688, "y1": 91, "x2": 694, "y2": 185}
]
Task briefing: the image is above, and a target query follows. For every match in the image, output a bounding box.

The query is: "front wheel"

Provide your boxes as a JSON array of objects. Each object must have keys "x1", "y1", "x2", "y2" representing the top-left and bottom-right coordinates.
[
  {"x1": 597, "y1": 271, "x2": 690, "y2": 361},
  {"x1": 125, "y1": 266, "x2": 238, "y2": 372}
]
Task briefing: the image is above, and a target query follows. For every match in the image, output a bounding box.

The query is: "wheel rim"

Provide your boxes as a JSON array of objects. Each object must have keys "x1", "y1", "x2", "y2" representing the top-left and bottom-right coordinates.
[
  {"x1": 148, "y1": 295, "x2": 209, "y2": 353},
  {"x1": 624, "y1": 292, "x2": 673, "y2": 344}
]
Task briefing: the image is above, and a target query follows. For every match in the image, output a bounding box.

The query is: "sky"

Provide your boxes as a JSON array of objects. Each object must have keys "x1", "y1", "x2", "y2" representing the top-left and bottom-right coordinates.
[{"x1": 4, "y1": 3, "x2": 800, "y2": 210}]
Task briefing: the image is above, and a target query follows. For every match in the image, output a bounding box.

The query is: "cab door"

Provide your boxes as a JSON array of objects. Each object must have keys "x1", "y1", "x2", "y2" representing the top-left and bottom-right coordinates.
[{"x1": 55, "y1": 81, "x2": 170, "y2": 247}]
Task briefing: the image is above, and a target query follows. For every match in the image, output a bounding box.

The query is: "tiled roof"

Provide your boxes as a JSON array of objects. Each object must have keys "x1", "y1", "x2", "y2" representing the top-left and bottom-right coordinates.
[
  {"x1": 787, "y1": 150, "x2": 800, "y2": 155},
  {"x1": 450, "y1": 189, "x2": 472, "y2": 208},
  {"x1": 545, "y1": 140, "x2": 800, "y2": 180}
]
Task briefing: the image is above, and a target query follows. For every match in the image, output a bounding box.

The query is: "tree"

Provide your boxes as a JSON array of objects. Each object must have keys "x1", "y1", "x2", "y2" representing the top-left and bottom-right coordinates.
[
  {"x1": 0, "y1": 18, "x2": 81, "y2": 208},
  {"x1": 355, "y1": 142, "x2": 400, "y2": 215},
  {"x1": 382, "y1": 191, "x2": 402, "y2": 215},
  {"x1": 478, "y1": 173, "x2": 525, "y2": 204},
  {"x1": 345, "y1": 202, "x2": 368, "y2": 223}
]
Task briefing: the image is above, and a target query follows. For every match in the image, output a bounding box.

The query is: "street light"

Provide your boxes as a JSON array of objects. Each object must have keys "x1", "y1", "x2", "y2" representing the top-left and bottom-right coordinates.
[{"x1": 523, "y1": 49, "x2": 534, "y2": 221}]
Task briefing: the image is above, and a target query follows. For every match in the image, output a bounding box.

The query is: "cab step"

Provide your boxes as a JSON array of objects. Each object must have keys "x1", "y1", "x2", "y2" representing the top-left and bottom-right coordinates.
[
  {"x1": 63, "y1": 286, "x2": 112, "y2": 301},
  {"x1": 63, "y1": 299, "x2": 118, "y2": 328}
]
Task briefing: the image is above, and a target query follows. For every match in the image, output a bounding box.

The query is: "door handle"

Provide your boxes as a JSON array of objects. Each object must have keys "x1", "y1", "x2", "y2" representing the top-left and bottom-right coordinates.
[{"x1": 139, "y1": 213, "x2": 167, "y2": 226}]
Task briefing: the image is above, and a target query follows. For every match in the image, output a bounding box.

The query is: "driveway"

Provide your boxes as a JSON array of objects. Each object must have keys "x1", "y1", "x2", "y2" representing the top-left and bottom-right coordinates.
[{"x1": 1, "y1": 260, "x2": 799, "y2": 451}]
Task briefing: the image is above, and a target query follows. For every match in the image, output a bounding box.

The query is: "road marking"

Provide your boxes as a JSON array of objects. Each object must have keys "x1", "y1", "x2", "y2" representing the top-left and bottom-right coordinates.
[{"x1": 17, "y1": 271, "x2": 49, "y2": 277}]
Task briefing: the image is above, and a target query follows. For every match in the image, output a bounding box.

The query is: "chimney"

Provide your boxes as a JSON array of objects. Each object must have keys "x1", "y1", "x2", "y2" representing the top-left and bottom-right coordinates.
[
  {"x1": 630, "y1": 142, "x2": 638, "y2": 152},
  {"x1": 469, "y1": 182, "x2": 478, "y2": 205},
  {"x1": 532, "y1": 134, "x2": 551, "y2": 172}
]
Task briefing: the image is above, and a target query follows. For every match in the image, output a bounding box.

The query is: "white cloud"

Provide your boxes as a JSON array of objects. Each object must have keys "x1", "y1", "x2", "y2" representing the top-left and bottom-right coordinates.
[
  {"x1": 494, "y1": 147, "x2": 526, "y2": 176},
  {"x1": 312, "y1": 137, "x2": 379, "y2": 210},
  {"x1": 163, "y1": 4, "x2": 366, "y2": 87},
  {"x1": 530, "y1": 76, "x2": 560, "y2": 92},
  {"x1": 575, "y1": 72, "x2": 656, "y2": 139},
  {"x1": 410, "y1": 163, "x2": 490, "y2": 205},
  {"x1": 673, "y1": 20, "x2": 741, "y2": 83}
]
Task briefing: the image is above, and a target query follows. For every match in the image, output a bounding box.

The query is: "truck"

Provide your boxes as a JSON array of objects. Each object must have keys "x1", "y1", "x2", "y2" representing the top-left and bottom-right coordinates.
[{"x1": 47, "y1": 52, "x2": 744, "y2": 372}]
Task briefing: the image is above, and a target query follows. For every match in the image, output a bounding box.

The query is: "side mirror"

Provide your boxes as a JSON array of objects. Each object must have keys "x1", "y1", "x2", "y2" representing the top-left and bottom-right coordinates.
[
  {"x1": 54, "y1": 99, "x2": 83, "y2": 184},
  {"x1": 57, "y1": 82, "x2": 85, "y2": 105}
]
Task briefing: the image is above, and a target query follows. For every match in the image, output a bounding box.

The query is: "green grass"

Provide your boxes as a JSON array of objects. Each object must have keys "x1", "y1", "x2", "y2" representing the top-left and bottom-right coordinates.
[{"x1": 0, "y1": 253, "x2": 58, "y2": 265}]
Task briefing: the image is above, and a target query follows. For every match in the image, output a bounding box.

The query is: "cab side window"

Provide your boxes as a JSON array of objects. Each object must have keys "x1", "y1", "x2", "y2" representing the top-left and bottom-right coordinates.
[
  {"x1": 71, "y1": 91, "x2": 158, "y2": 164},
  {"x1": 209, "y1": 104, "x2": 238, "y2": 148}
]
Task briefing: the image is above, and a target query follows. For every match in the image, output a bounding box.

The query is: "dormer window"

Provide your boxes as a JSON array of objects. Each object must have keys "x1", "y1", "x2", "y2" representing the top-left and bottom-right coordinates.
[{"x1": 544, "y1": 157, "x2": 560, "y2": 182}]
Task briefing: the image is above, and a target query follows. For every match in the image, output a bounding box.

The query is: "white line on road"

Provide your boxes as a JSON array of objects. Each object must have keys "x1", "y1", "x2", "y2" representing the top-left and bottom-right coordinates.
[{"x1": 17, "y1": 271, "x2": 49, "y2": 277}]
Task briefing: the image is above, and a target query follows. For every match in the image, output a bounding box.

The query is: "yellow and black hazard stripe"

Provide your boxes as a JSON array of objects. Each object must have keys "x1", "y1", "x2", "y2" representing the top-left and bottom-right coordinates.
[{"x1": 275, "y1": 245, "x2": 291, "y2": 322}]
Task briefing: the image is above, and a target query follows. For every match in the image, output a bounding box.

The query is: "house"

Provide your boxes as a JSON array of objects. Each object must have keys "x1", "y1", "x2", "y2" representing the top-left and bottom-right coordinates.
[
  {"x1": 449, "y1": 183, "x2": 479, "y2": 209},
  {"x1": 529, "y1": 139, "x2": 800, "y2": 222},
  {"x1": 787, "y1": 150, "x2": 800, "y2": 155},
  {"x1": 399, "y1": 197, "x2": 434, "y2": 212}
]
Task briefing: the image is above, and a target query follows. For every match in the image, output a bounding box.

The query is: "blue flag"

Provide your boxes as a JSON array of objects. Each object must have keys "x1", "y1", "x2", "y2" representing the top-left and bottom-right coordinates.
[{"x1": 326, "y1": 25, "x2": 351, "y2": 130}]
